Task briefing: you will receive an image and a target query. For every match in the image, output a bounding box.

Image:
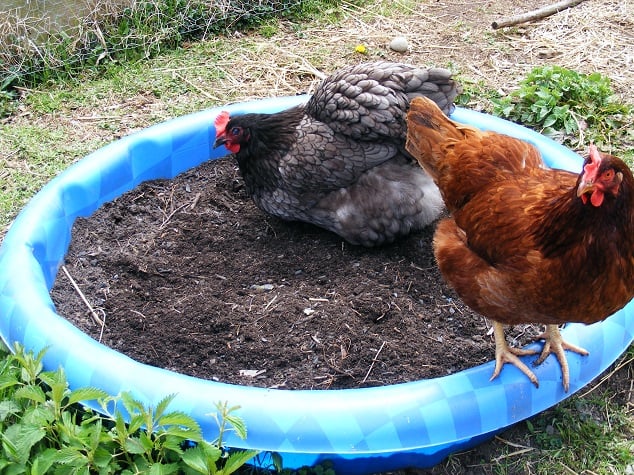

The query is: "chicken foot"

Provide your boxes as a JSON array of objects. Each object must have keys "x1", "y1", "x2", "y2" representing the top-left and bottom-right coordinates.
[
  {"x1": 534, "y1": 324, "x2": 589, "y2": 392},
  {"x1": 490, "y1": 321, "x2": 540, "y2": 388}
]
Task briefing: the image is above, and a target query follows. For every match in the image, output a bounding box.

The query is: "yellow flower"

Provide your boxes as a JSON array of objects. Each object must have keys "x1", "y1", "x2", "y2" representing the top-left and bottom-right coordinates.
[{"x1": 354, "y1": 44, "x2": 367, "y2": 54}]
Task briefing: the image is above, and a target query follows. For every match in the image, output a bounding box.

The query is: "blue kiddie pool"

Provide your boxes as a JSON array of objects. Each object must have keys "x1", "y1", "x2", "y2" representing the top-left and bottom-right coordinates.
[{"x1": 0, "y1": 95, "x2": 633, "y2": 474}]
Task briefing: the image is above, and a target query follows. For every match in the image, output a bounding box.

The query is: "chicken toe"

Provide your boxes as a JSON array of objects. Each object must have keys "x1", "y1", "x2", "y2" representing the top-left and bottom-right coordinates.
[
  {"x1": 534, "y1": 324, "x2": 590, "y2": 392},
  {"x1": 490, "y1": 321, "x2": 540, "y2": 387}
]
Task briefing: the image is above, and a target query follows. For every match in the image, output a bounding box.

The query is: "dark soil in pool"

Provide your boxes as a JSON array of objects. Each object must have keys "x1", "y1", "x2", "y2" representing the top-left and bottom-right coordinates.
[{"x1": 51, "y1": 157, "x2": 542, "y2": 390}]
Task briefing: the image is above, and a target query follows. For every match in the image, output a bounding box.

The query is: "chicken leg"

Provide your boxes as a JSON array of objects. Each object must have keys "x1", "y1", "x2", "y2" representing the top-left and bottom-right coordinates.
[
  {"x1": 534, "y1": 324, "x2": 589, "y2": 392},
  {"x1": 490, "y1": 321, "x2": 540, "y2": 387}
]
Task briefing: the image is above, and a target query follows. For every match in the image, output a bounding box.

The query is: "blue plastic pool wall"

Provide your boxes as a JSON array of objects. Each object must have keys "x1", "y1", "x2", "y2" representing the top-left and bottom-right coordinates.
[{"x1": 0, "y1": 95, "x2": 632, "y2": 474}]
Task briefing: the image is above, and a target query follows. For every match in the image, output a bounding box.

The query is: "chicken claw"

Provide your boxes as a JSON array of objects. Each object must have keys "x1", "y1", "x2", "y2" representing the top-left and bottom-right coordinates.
[
  {"x1": 534, "y1": 324, "x2": 589, "y2": 392},
  {"x1": 490, "y1": 321, "x2": 540, "y2": 388}
]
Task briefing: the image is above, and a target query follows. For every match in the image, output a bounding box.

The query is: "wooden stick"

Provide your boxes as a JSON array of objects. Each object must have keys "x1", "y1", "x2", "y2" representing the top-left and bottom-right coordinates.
[
  {"x1": 362, "y1": 341, "x2": 386, "y2": 383},
  {"x1": 491, "y1": 0, "x2": 588, "y2": 29},
  {"x1": 61, "y1": 265, "x2": 104, "y2": 326}
]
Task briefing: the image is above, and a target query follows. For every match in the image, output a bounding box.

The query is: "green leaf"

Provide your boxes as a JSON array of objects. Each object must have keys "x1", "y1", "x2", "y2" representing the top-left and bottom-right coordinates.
[
  {"x1": 564, "y1": 116, "x2": 578, "y2": 134},
  {"x1": 0, "y1": 427, "x2": 21, "y2": 461},
  {"x1": 154, "y1": 394, "x2": 177, "y2": 422},
  {"x1": 536, "y1": 105, "x2": 552, "y2": 122},
  {"x1": 30, "y1": 448, "x2": 58, "y2": 475},
  {"x1": 161, "y1": 435, "x2": 187, "y2": 454},
  {"x1": 542, "y1": 115, "x2": 557, "y2": 128},
  {"x1": 13, "y1": 385, "x2": 46, "y2": 404},
  {"x1": 1, "y1": 423, "x2": 46, "y2": 464},
  {"x1": 127, "y1": 413, "x2": 146, "y2": 433},
  {"x1": 0, "y1": 373, "x2": 21, "y2": 392},
  {"x1": 120, "y1": 392, "x2": 145, "y2": 416},
  {"x1": 54, "y1": 447, "x2": 88, "y2": 466},
  {"x1": 68, "y1": 387, "x2": 110, "y2": 405},
  {"x1": 501, "y1": 105, "x2": 514, "y2": 117},
  {"x1": 224, "y1": 414, "x2": 248, "y2": 440},
  {"x1": 159, "y1": 411, "x2": 202, "y2": 433},
  {"x1": 271, "y1": 452, "x2": 284, "y2": 472},
  {"x1": 219, "y1": 449, "x2": 259, "y2": 475},
  {"x1": 114, "y1": 411, "x2": 131, "y2": 444},
  {"x1": 148, "y1": 462, "x2": 181, "y2": 475},
  {"x1": 93, "y1": 446, "x2": 114, "y2": 469},
  {"x1": 160, "y1": 426, "x2": 203, "y2": 443},
  {"x1": 139, "y1": 431, "x2": 155, "y2": 452},
  {"x1": 535, "y1": 89, "x2": 553, "y2": 99},
  {"x1": 0, "y1": 400, "x2": 21, "y2": 421},
  {"x1": 181, "y1": 446, "x2": 214, "y2": 474},
  {"x1": 124, "y1": 436, "x2": 149, "y2": 455},
  {"x1": 22, "y1": 405, "x2": 54, "y2": 426}
]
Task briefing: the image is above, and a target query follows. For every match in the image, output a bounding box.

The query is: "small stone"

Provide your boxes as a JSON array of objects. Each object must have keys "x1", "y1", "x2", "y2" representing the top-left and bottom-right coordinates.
[
  {"x1": 250, "y1": 283, "x2": 274, "y2": 292},
  {"x1": 389, "y1": 36, "x2": 409, "y2": 53}
]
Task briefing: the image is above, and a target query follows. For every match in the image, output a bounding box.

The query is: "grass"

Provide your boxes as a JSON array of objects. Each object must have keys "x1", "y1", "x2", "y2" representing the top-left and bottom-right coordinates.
[
  {"x1": 0, "y1": 0, "x2": 633, "y2": 473},
  {"x1": 0, "y1": 124, "x2": 107, "y2": 225},
  {"x1": 0, "y1": 0, "x2": 338, "y2": 116}
]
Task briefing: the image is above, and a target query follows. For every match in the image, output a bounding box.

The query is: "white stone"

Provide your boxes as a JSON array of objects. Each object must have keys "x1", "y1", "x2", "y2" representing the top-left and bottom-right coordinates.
[{"x1": 389, "y1": 36, "x2": 409, "y2": 53}]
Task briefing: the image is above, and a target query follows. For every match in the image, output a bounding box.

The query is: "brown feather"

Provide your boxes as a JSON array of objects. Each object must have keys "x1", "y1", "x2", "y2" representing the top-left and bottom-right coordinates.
[{"x1": 406, "y1": 96, "x2": 634, "y2": 327}]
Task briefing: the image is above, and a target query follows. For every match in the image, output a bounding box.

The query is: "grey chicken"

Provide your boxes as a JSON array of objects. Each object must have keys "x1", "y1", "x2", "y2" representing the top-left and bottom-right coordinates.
[{"x1": 213, "y1": 61, "x2": 461, "y2": 246}]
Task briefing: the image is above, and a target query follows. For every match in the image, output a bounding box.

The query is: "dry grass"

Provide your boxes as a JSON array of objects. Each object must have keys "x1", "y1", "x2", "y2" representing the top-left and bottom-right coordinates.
[
  {"x1": 3, "y1": 0, "x2": 632, "y2": 108},
  {"x1": 176, "y1": 0, "x2": 634, "y2": 109},
  {"x1": 522, "y1": 1, "x2": 634, "y2": 95}
]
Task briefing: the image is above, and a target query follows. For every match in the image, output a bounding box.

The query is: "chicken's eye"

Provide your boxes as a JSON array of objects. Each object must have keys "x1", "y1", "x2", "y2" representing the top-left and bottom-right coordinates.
[
  {"x1": 603, "y1": 169, "x2": 615, "y2": 181},
  {"x1": 230, "y1": 127, "x2": 241, "y2": 137}
]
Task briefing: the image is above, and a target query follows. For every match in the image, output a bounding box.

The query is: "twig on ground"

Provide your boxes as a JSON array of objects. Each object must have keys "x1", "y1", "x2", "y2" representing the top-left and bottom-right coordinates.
[
  {"x1": 189, "y1": 192, "x2": 202, "y2": 210},
  {"x1": 578, "y1": 353, "x2": 634, "y2": 398},
  {"x1": 419, "y1": 332, "x2": 444, "y2": 344},
  {"x1": 492, "y1": 448, "x2": 534, "y2": 462},
  {"x1": 130, "y1": 309, "x2": 148, "y2": 319},
  {"x1": 159, "y1": 202, "x2": 189, "y2": 229},
  {"x1": 491, "y1": 436, "x2": 535, "y2": 463},
  {"x1": 61, "y1": 265, "x2": 104, "y2": 326},
  {"x1": 96, "y1": 309, "x2": 106, "y2": 343},
  {"x1": 73, "y1": 115, "x2": 121, "y2": 121},
  {"x1": 492, "y1": 0, "x2": 588, "y2": 29},
  {"x1": 362, "y1": 341, "x2": 386, "y2": 383},
  {"x1": 494, "y1": 436, "x2": 532, "y2": 450},
  {"x1": 264, "y1": 294, "x2": 278, "y2": 311}
]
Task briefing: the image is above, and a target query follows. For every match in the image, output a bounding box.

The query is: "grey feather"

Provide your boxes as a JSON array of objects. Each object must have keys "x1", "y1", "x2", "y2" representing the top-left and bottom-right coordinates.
[{"x1": 217, "y1": 61, "x2": 461, "y2": 246}]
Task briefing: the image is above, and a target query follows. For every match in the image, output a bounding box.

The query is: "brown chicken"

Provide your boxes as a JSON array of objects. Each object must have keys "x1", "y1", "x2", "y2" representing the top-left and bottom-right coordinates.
[
  {"x1": 213, "y1": 61, "x2": 461, "y2": 247},
  {"x1": 405, "y1": 96, "x2": 634, "y2": 391}
]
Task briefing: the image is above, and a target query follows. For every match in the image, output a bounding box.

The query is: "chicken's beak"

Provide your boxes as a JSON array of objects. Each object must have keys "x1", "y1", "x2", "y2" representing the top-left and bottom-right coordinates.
[
  {"x1": 576, "y1": 179, "x2": 595, "y2": 198},
  {"x1": 213, "y1": 134, "x2": 227, "y2": 149}
]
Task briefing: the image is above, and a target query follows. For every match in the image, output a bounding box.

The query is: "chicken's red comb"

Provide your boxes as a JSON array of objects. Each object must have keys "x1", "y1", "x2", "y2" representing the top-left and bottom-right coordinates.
[
  {"x1": 583, "y1": 143, "x2": 601, "y2": 178},
  {"x1": 214, "y1": 111, "x2": 231, "y2": 131}
]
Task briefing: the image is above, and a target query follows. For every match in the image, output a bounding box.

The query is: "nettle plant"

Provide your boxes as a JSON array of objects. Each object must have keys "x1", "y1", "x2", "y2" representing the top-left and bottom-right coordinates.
[
  {"x1": 492, "y1": 66, "x2": 632, "y2": 149},
  {"x1": 0, "y1": 343, "x2": 258, "y2": 474}
]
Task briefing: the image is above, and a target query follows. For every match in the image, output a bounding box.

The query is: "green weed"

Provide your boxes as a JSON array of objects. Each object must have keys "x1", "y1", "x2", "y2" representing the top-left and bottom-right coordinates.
[
  {"x1": 0, "y1": 343, "x2": 258, "y2": 474},
  {"x1": 454, "y1": 76, "x2": 503, "y2": 109},
  {"x1": 492, "y1": 65, "x2": 632, "y2": 149}
]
